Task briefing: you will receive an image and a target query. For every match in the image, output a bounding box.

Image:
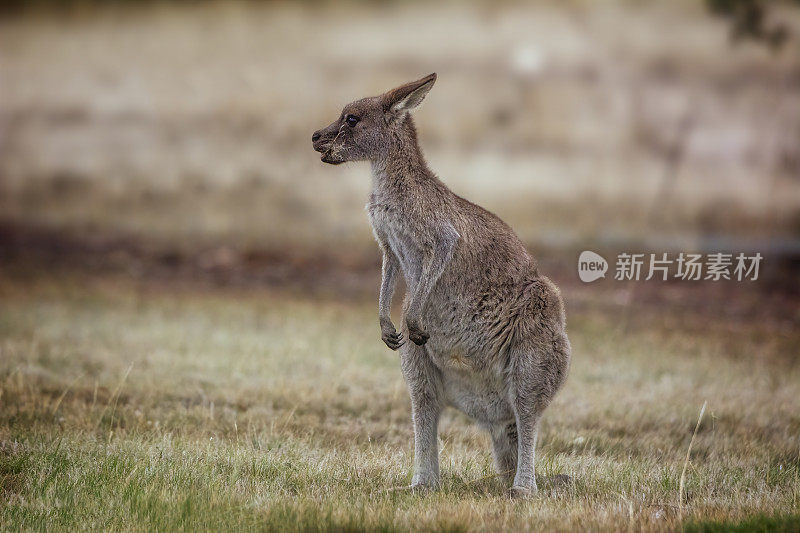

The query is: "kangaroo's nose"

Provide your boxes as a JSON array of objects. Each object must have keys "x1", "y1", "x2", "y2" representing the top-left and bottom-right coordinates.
[{"x1": 312, "y1": 131, "x2": 321, "y2": 142}]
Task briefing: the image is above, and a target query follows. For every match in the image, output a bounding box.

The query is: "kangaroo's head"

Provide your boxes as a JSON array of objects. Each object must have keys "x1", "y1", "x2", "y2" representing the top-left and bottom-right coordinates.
[{"x1": 312, "y1": 73, "x2": 436, "y2": 165}]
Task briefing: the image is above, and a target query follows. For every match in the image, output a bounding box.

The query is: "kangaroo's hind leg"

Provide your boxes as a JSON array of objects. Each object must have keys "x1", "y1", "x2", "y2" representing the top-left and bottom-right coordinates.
[
  {"x1": 509, "y1": 404, "x2": 541, "y2": 496},
  {"x1": 490, "y1": 421, "x2": 518, "y2": 482},
  {"x1": 507, "y1": 332, "x2": 571, "y2": 497},
  {"x1": 399, "y1": 341, "x2": 444, "y2": 490}
]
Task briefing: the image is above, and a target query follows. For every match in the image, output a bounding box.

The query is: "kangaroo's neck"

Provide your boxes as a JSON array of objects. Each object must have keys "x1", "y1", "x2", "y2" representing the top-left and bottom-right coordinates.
[{"x1": 370, "y1": 117, "x2": 439, "y2": 195}]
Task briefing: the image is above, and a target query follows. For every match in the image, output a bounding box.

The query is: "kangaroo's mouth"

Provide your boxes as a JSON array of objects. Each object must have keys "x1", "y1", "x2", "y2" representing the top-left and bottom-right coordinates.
[
  {"x1": 318, "y1": 144, "x2": 344, "y2": 165},
  {"x1": 313, "y1": 124, "x2": 348, "y2": 165},
  {"x1": 313, "y1": 141, "x2": 342, "y2": 165},
  {"x1": 313, "y1": 124, "x2": 348, "y2": 164},
  {"x1": 321, "y1": 152, "x2": 344, "y2": 165}
]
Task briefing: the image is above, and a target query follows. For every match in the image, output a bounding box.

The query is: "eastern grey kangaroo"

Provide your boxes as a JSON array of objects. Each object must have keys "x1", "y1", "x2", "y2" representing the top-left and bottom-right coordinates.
[{"x1": 312, "y1": 73, "x2": 570, "y2": 496}]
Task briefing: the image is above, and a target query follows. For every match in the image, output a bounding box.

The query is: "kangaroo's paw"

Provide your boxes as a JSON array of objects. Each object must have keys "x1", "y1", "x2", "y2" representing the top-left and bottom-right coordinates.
[{"x1": 406, "y1": 321, "x2": 429, "y2": 345}]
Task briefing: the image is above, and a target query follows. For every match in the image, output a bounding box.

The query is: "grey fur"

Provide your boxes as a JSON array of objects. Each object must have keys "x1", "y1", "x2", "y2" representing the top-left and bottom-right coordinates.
[{"x1": 312, "y1": 73, "x2": 571, "y2": 495}]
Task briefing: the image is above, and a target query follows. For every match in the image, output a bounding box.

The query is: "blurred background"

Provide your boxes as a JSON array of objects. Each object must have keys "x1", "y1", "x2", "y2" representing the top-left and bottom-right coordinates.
[{"x1": 1, "y1": 0, "x2": 798, "y2": 305}]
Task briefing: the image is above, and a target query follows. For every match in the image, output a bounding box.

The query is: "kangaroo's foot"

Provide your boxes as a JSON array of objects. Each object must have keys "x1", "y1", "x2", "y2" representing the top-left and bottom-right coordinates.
[
  {"x1": 509, "y1": 484, "x2": 537, "y2": 499},
  {"x1": 410, "y1": 481, "x2": 437, "y2": 493},
  {"x1": 410, "y1": 470, "x2": 440, "y2": 492}
]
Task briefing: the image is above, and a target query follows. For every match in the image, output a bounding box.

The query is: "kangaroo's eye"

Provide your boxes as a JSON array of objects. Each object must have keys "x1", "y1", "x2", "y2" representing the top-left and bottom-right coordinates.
[{"x1": 345, "y1": 115, "x2": 360, "y2": 127}]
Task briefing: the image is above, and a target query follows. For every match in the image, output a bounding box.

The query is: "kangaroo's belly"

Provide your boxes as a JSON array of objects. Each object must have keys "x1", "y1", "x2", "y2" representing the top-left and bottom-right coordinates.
[
  {"x1": 437, "y1": 360, "x2": 514, "y2": 425},
  {"x1": 415, "y1": 288, "x2": 518, "y2": 360}
]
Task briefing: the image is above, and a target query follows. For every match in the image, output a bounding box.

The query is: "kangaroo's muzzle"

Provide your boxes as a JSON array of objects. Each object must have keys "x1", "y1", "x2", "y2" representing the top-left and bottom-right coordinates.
[{"x1": 311, "y1": 127, "x2": 344, "y2": 164}]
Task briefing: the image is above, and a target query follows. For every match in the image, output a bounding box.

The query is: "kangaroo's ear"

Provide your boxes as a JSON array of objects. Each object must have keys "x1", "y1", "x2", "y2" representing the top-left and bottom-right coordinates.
[{"x1": 383, "y1": 73, "x2": 437, "y2": 120}]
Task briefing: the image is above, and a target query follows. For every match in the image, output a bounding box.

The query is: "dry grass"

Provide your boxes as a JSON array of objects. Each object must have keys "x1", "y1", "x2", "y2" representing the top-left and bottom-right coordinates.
[{"x1": 1, "y1": 274, "x2": 798, "y2": 531}]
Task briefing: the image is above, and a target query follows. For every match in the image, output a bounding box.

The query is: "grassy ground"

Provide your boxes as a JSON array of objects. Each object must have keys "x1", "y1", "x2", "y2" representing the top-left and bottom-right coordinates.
[{"x1": 1, "y1": 274, "x2": 798, "y2": 531}]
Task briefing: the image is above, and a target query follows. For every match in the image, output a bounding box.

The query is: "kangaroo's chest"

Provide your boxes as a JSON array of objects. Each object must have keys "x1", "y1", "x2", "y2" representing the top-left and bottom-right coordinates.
[{"x1": 367, "y1": 200, "x2": 423, "y2": 285}]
